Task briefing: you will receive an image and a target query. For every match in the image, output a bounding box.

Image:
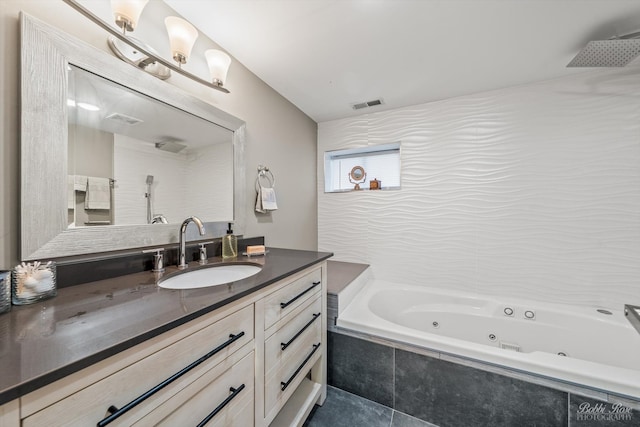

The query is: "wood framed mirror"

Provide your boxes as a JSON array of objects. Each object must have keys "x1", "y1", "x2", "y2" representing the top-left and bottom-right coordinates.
[{"x1": 20, "y1": 13, "x2": 246, "y2": 260}]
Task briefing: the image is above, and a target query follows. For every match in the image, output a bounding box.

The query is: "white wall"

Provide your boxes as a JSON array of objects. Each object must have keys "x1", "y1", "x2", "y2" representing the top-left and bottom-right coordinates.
[
  {"x1": 113, "y1": 137, "x2": 234, "y2": 225},
  {"x1": 113, "y1": 137, "x2": 188, "y2": 225},
  {"x1": 318, "y1": 68, "x2": 640, "y2": 308},
  {"x1": 183, "y1": 143, "x2": 234, "y2": 222},
  {"x1": 0, "y1": 0, "x2": 318, "y2": 267}
]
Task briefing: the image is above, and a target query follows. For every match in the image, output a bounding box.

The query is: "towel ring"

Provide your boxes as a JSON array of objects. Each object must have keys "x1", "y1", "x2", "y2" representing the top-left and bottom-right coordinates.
[{"x1": 256, "y1": 165, "x2": 275, "y2": 191}]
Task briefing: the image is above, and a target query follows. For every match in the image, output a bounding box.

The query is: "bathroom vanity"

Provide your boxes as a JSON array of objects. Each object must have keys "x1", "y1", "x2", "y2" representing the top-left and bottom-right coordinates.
[{"x1": 0, "y1": 248, "x2": 330, "y2": 426}]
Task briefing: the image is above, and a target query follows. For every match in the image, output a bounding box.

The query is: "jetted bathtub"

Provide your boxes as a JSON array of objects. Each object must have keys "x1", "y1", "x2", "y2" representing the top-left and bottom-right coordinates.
[{"x1": 337, "y1": 279, "x2": 640, "y2": 400}]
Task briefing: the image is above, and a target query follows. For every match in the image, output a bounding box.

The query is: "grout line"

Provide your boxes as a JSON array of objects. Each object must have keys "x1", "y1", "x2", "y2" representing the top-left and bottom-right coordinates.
[
  {"x1": 392, "y1": 346, "x2": 396, "y2": 410},
  {"x1": 567, "y1": 392, "x2": 571, "y2": 427},
  {"x1": 389, "y1": 410, "x2": 395, "y2": 427}
]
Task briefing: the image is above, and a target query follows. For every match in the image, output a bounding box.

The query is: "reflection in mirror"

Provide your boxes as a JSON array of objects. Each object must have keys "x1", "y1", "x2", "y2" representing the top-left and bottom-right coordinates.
[
  {"x1": 21, "y1": 13, "x2": 245, "y2": 260},
  {"x1": 66, "y1": 65, "x2": 234, "y2": 228}
]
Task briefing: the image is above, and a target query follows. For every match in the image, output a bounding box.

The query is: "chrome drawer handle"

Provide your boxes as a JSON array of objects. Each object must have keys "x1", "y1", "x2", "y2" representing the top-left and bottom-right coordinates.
[
  {"x1": 97, "y1": 332, "x2": 245, "y2": 427},
  {"x1": 196, "y1": 384, "x2": 245, "y2": 427},
  {"x1": 281, "y1": 312, "x2": 321, "y2": 351},
  {"x1": 280, "y1": 343, "x2": 321, "y2": 392},
  {"x1": 280, "y1": 281, "x2": 321, "y2": 309}
]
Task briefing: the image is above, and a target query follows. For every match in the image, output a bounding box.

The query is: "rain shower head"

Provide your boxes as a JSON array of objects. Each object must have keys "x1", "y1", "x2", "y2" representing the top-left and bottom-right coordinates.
[
  {"x1": 155, "y1": 140, "x2": 187, "y2": 153},
  {"x1": 568, "y1": 32, "x2": 640, "y2": 67}
]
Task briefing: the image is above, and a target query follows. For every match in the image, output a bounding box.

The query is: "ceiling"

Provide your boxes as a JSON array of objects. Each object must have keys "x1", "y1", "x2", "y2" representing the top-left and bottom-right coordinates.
[
  {"x1": 68, "y1": 65, "x2": 232, "y2": 150},
  {"x1": 166, "y1": 0, "x2": 640, "y2": 123}
]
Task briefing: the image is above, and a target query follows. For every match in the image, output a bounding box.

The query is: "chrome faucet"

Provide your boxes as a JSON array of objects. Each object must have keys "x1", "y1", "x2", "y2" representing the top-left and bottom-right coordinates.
[{"x1": 178, "y1": 216, "x2": 206, "y2": 269}]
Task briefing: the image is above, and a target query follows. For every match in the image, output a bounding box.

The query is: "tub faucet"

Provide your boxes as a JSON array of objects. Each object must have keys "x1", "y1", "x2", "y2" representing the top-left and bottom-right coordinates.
[{"x1": 178, "y1": 216, "x2": 206, "y2": 269}]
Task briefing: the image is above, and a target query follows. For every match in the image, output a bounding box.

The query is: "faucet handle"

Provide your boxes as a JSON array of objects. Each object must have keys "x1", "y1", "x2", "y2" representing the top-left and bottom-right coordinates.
[
  {"x1": 142, "y1": 248, "x2": 165, "y2": 273},
  {"x1": 198, "y1": 241, "x2": 214, "y2": 265}
]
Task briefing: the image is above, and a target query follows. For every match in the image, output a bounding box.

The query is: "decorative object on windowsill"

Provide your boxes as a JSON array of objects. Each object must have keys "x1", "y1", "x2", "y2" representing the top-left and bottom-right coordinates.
[
  {"x1": 62, "y1": 0, "x2": 232, "y2": 93},
  {"x1": 0, "y1": 271, "x2": 11, "y2": 314},
  {"x1": 11, "y1": 261, "x2": 57, "y2": 305},
  {"x1": 255, "y1": 165, "x2": 278, "y2": 213},
  {"x1": 349, "y1": 166, "x2": 366, "y2": 190},
  {"x1": 369, "y1": 178, "x2": 381, "y2": 190}
]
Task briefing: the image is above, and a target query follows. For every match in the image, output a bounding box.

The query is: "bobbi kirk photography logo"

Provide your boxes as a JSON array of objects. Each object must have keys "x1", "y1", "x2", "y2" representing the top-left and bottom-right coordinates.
[{"x1": 576, "y1": 401, "x2": 633, "y2": 422}]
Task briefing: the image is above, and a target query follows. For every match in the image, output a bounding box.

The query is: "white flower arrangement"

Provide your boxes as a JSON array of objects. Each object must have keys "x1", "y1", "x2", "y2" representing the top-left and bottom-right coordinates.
[{"x1": 14, "y1": 261, "x2": 55, "y2": 297}]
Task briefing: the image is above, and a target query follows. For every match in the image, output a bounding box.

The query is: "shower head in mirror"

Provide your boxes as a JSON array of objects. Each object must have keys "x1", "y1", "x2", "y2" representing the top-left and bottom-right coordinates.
[{"x1": 155, "y1": 140, "x2": 187, "y2": 153}]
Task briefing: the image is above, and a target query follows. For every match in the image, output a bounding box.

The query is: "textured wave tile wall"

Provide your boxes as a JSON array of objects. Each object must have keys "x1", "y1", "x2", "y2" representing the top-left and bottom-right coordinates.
[
  {"x1": 183, "y1": 143, "x2": 233, "y2": 221},
  {"x1": 114, "y1": 137, "x2": 188, "y2": 225},
  {"x1": 318, "y1": 68, "x2": 640, "y2": 308}
]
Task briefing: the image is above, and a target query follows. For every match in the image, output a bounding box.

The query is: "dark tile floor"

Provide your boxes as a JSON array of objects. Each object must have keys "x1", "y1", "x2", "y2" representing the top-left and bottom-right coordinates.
[{"x1": 304, "y1": 386, "x2": 437, "y2": 427}]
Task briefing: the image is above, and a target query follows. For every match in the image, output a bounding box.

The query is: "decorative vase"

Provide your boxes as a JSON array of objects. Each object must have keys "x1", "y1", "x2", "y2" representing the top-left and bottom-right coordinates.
[{"x1": 11, "y1": 261, "x2": 57, "y2": 305}]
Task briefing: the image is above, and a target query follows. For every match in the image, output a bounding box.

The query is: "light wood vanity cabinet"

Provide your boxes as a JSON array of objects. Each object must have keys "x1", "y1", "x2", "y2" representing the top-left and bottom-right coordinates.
[
  {"x1": 22, "y1": 304, "x2": 254, "y2": 427},
  {"x1": 256, "y1": 266, "x2": 327, "y2": 427},
  {"x1": 19, "y1": 262, "x2": 327, "y2": 427},
  {"x1": 0, "y1": 399, "x2": 19, "y2": 427}
]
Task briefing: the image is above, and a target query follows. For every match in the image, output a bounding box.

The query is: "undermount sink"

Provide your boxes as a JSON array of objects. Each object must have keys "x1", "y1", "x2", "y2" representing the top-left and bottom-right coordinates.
[{"x1": 158, "y1": 263, "x2": 262, "y2": 290}]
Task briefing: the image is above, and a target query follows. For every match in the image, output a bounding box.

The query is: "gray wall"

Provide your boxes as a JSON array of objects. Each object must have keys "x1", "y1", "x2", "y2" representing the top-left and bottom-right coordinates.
[{"x1": 0, "y1": 0, "x2": 318, "y2": 267}]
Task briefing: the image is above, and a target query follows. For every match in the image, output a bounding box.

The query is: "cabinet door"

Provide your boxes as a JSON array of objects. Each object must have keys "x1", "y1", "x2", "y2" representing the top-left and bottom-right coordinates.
[
  {"x1": 137, "y1": 351, "x2": 255, "y2": 427},
  {"x1": 265, "y1": 295, "x2": 322, "y2": 376},
  {"x1": 0, "y1": 400, "x2": 19, "y2": 427},
  {"x1": 264, "y1": 327, "x2": 322, "y2": 417},
  {"x1": 263, "y1": 268, "x2": 322, "y2": 330},
  {"x1": 23, "y1": 305, "x2": 253, "y2": 427}
]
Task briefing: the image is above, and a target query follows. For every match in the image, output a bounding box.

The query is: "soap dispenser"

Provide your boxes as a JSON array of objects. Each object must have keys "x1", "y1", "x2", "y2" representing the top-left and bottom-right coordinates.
[{"x1": 222, "y1": 223, "x2": 237, "y2": 259}]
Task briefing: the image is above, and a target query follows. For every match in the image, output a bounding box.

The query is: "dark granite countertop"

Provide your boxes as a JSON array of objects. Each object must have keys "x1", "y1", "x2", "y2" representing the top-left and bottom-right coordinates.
[
  {"x1": 327, "y1": 260, "x2": 369, "y2": 295},
  {"x1": 0, "y1": 248, "x2": 332, "y2": 405}
]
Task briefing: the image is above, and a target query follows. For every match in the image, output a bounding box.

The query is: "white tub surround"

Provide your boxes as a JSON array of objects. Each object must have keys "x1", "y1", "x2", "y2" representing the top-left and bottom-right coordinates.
[{"x1": 338, "y1": 279, "x2": 640, "y2": 401}]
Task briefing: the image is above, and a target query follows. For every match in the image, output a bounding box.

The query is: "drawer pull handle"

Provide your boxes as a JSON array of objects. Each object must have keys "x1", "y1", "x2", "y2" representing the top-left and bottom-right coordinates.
[
  {"x1": 280, "y1": 343, "x2": 321, "y2": 392},
  {"x1": 97, "y1": 331, "x2": 245, "y2": 427},
  {"x1": 280, "y1": 281, "x2": 321, "y2": 309},
  {"x1": 281, "y1": 312, "x2": 321, "y2": 350},
  {"x1": 196, "y1": 384, "x2": 246, "y2": 427}
]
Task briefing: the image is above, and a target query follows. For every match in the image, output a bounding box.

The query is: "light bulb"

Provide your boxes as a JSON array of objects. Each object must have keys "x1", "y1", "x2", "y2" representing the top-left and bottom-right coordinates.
[
  {"x1": 205, "y1": 49, "x2": 231, "y2": 86},
  {"x1": 110, "y1": 0, "x2": 149, "y2": 33},
  {"x1": 164, "y1": 16, "x2": 198, "y2": 65}
]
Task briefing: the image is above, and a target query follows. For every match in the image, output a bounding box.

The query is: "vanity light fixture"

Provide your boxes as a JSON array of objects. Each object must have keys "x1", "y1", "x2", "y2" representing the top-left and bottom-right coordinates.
[
  {"x1": 164, "y1": 16, "x2": 198, "y2": 66},
  {"x1": 76, "y1": 102, "x2": 101, "y2": 112},
  {"x1": 66, "y1": 99, "x2": 100, "y2": 111},
  {"x1": 62, "y1": 0, "x2": 231, "y2": 93},
  {"x1": 111, "y1": 0, "x2": 148, "y2": 33},
  {"x1": 205, "y1": 49, "x2": 232, "y2": 87}
]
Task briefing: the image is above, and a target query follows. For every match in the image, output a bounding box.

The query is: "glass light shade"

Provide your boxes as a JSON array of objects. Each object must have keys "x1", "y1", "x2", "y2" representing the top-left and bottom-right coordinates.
[
  {"x1": 205, "y1": 49, "x2": 231, "y2": 86},
  {"x1": 164, "y1": 16, "x2": 198, "y2": 64},
  {"x1": 110, "y1": 0, "x2": 149, "y2": 32}
]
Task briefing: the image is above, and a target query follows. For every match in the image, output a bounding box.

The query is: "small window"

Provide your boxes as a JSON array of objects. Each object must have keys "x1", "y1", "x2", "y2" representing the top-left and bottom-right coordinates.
[{"x1": 324, "y1": 142, "x2": 401, "y2": 193}]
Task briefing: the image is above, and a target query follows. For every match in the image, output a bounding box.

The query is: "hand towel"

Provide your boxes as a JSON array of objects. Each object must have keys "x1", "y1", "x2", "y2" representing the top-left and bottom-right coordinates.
[
  {"x1": 67, "y1": 175, "x2": 75, "y2": 209},
  {"x1": 255, "y1": 185, "x2": 278, "y2": 213},
  {"x1": 261, "y1": 187, "x2": 278, "y2": 210},
  {"x1": 255, "y1": 186, "x2": 266, "y2": 213},
  {"x1": 74, "y1": 175, "x2": 88, "y2": 192},
  {"x1": 85, "y1": 177, "x2": 111, "y2": 210}
]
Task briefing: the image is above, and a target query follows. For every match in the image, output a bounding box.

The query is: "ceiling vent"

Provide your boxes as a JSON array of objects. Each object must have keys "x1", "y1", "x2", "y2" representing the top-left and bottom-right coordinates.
[
  {"x1": 351, "y1": 98, "x2": 384, "y2": 110},
  {"x1": 105, "y1": 112, "x2": 143, "y2": 125}
]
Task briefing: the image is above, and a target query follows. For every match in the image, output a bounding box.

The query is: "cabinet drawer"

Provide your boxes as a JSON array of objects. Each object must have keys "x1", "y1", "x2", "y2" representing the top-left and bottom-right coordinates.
[
  {"x1": 263, "y1": 268, "x2": 321, "y2": 330},
  {"x1": 264, "y1": 295, "x2": 322, "y2": 376},
  {"x1": 23, "y1": 305, "x2": 254, "y2": 427},
  {"x1": 264, "y1": 320, "x2": 322, "y2": 416},
  {"x1": 145, "y1": 351, "x2": 255, "y2": 427}
]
